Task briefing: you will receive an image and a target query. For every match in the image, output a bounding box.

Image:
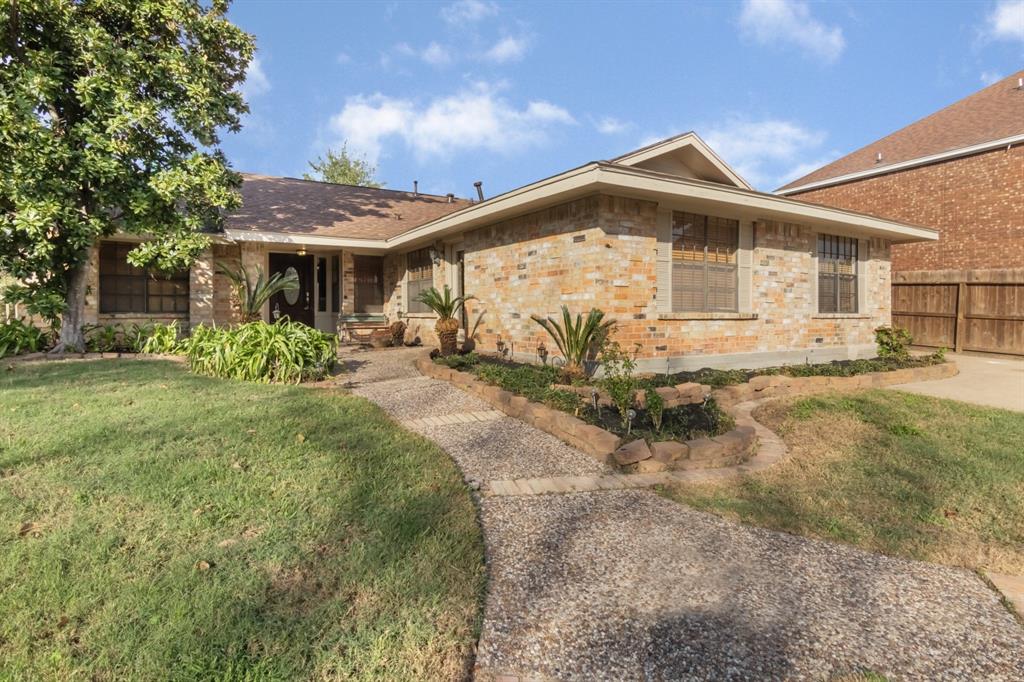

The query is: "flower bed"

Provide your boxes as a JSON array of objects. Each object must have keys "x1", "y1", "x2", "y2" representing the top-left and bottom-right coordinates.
[{"x1": 424, "y1": 351, "x2": 959, "y2": 474}]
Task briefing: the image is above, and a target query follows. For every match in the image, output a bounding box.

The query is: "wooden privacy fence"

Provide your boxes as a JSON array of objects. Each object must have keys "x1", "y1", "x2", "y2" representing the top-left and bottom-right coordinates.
[{"x1": 892, "y1": 269, "x2": 1024, "y2": 356}]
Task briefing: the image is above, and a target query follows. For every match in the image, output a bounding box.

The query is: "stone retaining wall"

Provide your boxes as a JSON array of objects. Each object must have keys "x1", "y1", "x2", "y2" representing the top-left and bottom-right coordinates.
[{"x1": 418, "y1": 354, "x2": 959, "y2": 474}]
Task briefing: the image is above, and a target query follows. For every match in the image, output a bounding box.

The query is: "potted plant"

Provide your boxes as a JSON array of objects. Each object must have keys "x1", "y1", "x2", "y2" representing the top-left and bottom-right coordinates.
[{"x1": 415, "y1": 285, "x2": 474, "y2": 356}]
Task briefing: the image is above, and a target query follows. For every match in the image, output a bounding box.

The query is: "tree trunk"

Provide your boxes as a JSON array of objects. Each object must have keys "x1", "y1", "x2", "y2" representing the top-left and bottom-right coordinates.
[{"x1": 52, "y1": 261, "x2": 88, "y2": 354}]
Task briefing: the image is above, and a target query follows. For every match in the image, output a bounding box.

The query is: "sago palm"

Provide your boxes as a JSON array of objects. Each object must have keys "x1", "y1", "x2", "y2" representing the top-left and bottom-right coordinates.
[
  {"x1": 531, "y1": 306, "x2": 615, "y2": 379},
  {"x1": 218, "y1": 262, "x2": 299, "y2": 323},
  {"x1": 415, "y1": 285, "x2": 474, "y2": 356}
]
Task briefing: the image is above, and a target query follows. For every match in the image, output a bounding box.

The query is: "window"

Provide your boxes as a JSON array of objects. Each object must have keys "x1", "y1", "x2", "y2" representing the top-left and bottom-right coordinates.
[
  {"x1": 671, "y1": 211, "x2": 738, "y2": 312},
  {"x1": 99, "y1": 242, "x2": 189, "y2": 314},
  {"x1": 817, "y1": 234, "x2": 858, "y2": 313},
  {"x1": 406, "y1": 248, "x2": 433, "y2": 314},
  {"x1": 331, "y1": 255, "x2": 340, "y2": 313},
  {"x1": 317, "y1": 256, "x2": 327, "y2": 312}
]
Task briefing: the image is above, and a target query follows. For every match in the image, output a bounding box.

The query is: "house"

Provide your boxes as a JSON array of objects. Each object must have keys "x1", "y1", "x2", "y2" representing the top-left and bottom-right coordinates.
[
  {"x1": 83, "y1": 132, "x2": 937, "y2": 371},
  {"x1": 777, "y1": 71, "x2": 1024, "y2": 356}
]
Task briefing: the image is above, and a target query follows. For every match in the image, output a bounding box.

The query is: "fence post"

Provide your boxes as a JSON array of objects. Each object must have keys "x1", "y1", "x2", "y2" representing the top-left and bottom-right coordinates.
[{"x1": 954, "y1": 282, "x2": 966, "y2": 352}]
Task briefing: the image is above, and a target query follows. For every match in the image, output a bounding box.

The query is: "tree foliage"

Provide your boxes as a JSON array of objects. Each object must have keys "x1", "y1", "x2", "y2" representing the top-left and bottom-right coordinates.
[
  {"x1": 303, "y1": 143, "x2": 383, "y2": 187},
  {"x1": 0, "y1": 0, "x2": 255, "y2": 350}
]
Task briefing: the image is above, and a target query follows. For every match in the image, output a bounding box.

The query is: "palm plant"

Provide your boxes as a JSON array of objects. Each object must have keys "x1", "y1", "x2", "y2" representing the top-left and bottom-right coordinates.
[
  {"x1": 218, "y1": 262, "x2": 299, "y2": 323},
  {"x1": 531, "y1": 306, "x2": 615, "y2": 380},
  {"x1": 415, "y1": 285, "x2": 475, "y2": 356}
]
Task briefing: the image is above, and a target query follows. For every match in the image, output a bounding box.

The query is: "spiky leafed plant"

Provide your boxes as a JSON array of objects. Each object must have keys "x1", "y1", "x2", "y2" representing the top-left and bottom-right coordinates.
[
  {"x1": 531, "y1": 306, "x2": 615, "y2": 380},
  {"x1": 217, "y1": 262, "x2": 299, "y2": 323},
  {"x1": 415, "y1": 285, "x2": 475, "y2": 356}
]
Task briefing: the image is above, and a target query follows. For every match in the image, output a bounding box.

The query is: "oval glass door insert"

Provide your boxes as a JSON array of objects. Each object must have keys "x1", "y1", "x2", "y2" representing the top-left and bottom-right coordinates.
[{"x1": 283, "y1": 267, "x2": 300, "y2": 305}]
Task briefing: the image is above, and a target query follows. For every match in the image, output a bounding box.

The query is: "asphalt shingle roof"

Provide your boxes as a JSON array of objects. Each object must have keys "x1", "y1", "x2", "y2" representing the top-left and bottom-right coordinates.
[
  {"x1": 779, "y1": 70, "x2": 1024, "y2": 192},
  {"x1": 225, "y1": 174, "x2": 471, "y2": 240}
]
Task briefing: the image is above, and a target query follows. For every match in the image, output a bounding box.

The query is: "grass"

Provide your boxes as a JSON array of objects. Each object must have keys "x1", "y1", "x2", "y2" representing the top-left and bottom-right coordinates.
[
  {"x1": 662, "y1": 390, "x2": 1024, "y2": 574},
  {"x1": 0, "y1": 360, "x2": 485, "y2": 681}
]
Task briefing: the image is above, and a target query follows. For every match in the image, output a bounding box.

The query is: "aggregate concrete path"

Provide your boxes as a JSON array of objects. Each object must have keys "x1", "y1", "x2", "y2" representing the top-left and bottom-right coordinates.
[{"x1": 345, "y1": 347, "x2": 1024, "y2": 681}]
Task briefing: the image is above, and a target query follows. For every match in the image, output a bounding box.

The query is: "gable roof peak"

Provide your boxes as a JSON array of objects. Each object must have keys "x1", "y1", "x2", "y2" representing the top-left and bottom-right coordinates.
[{"x1": 609, "y1": 132, "x2": 753, "y2": 190}]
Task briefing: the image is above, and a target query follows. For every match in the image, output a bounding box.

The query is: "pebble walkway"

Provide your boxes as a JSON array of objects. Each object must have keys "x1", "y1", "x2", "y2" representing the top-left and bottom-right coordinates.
[{"x1": 344, "y1": 347, "x2": 1024, "y2": 681}]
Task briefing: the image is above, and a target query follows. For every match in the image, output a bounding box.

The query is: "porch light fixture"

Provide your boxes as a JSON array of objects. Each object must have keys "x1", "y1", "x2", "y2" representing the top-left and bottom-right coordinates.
[
  {"x1": 296, "y1": 247, "x2": 307, "y2": 257},
  {"x1": 429, "y1": 247, "x2": 441, "y2": 265}
]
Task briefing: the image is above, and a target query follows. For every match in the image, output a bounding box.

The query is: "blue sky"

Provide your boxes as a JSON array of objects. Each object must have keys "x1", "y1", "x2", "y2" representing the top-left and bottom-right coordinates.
[{"x1": 222, "y1": 0, "x2": 1024, "y2": 195}]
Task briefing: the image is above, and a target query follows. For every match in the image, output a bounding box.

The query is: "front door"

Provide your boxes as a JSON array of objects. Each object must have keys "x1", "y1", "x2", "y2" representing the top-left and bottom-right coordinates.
[
  {"x1": 268, "y1": 252, "x2": 314, "y2": 326},
  {"x1": 353, "y1": 255, "x2": 384, "y2": 315}
]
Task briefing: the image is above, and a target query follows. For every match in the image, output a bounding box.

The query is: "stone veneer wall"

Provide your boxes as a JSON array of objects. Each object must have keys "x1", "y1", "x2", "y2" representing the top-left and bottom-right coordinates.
[{"x1": 458, "y1": 194, "x2": 892, "y2": 370}]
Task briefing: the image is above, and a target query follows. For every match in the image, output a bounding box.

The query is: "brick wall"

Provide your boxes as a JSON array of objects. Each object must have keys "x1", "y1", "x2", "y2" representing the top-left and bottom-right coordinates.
[
  {"x1": 788, "y1": 144, "x2": 1024, "y2": 274},
  {"x1": 458, "y1": 194, "x2": 891, "y2": 370}
]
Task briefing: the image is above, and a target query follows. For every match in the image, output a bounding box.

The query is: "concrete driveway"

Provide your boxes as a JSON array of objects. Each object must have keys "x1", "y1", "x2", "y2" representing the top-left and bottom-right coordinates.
[{"x1": 890, "y1": 352, "x2": 1024, "y2": 412}]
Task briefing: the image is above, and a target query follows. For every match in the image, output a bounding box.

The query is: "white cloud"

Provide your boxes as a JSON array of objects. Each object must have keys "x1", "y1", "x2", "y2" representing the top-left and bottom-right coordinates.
[
  {"x1": 240, "y1": 57, "x2": 270, "y2": 99},
  {"x1": 336, "y1": 52, "x2": 352, "y2": 65},
  {"x1": 980, "y1": 70, "x2": 1004, "y2": 85},
  {"x1": 422, "y1": 42, "x2": 453, "y2": 66},
  {"x1": 699, "y1": 118, "x2": 831, "y2": 189},
  {"x1": 388, "y1": 41, "x2": 453, "y2": 67},
  {"x1": 441, "y1": 0, "x2": 498, "y2": 25},
  {"x1": 739, "y1": 0, "x2": 846, "y2": 62},
  {"x1": 594, "y1": 116, "x2": 630, "y2": 135},
  {"x1": 984, "y1": 0, "x2": 1024, "y2": 41},
  {"x1": 328, "y1": 83, "x2": 575, "y2": 163},
  {"x1": 484, "y1": 36, "x2": 529, "y2": 63}
]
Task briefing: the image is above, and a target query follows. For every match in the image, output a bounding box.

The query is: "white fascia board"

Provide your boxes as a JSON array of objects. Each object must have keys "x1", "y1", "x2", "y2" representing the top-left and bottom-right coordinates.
[
  {"x1": 777, "y1": 134, "x2": 1024, "y2": 195},
  {"x1": 223, "y1": 229, "x2": 388, "y2": 251},
  {"x1": 595, "y1": 165, "x2": 938, "y2": 242}
]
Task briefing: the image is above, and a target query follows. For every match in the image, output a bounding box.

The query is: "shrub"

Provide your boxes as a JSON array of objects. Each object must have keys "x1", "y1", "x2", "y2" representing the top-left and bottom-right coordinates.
[
  {"x1": 531, "y1": 305, "x2": 614, "y2": 380},
  {"x1": 123, "y1": 323, "x2": 156, "y2": 353},
  {"x1": 180, "y1": 320, "x2": 337, "y2": 383},
  {"x1": 0, "y1": 318, "x2": 50, "y2": 357},
  {"x1": 141, "y1": 322, "x2": 183, "y2": 354},
  {"x1": 875, "y1": 326, "x2": 913, "y2": 360},
  {"x1": 218, "y1": 262, "x2": 299, "y2": 323},
  {"x1": 645, "y1": 387, "x2": 665, "y2": 434},
  {"x1": 598, "y1": 341, "x2": 640, "y2": 432},
  {"x1": 82, "y1": 323, "x2": 122, "y2": 352},
  {"x1": 435, "y1": 352, "x2": 480, "y2": 370}
]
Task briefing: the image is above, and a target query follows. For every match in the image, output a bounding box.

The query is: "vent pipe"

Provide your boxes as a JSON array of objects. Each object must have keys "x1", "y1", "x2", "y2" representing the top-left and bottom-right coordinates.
[
  {"x1": 1018, "y1": 77, "x2": 1023, "y2": 89},
  {"x1": 446, "y1": 193, "x2": 455, "y2": 203},
  {"x1": 413, "y1": 180, "x2": 418, "y2": 196},
  {"x1": 875, "y1": 152, "x2": 883, "y2": 164},
  {"x1": 474, "y1": 181, "x2": 484, "y2": 201}
]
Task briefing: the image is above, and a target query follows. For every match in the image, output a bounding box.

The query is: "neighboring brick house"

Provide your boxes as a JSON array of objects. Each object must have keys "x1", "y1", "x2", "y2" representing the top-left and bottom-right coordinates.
[
  {"x1": 777, "y1": 71, "x2": 1024, "y2": 355},
  {"x1": 88, "y1": 132, "x2": 936, "y2": 370}
]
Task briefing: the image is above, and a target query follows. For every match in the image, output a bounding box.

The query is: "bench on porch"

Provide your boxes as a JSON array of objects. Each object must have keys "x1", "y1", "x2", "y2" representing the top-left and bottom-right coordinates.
[{"x1": 339, "y1": 314, "x2": 390, "y2": 345}]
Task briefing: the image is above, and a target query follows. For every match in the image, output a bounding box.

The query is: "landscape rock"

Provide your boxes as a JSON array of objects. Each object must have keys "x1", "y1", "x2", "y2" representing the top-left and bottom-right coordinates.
[
  {"x1": 613, "y1": 439, "x2": 653, "y2": 465},
  {"x1": 651, "y1": 441, "x2": 689, "y2": 463}
]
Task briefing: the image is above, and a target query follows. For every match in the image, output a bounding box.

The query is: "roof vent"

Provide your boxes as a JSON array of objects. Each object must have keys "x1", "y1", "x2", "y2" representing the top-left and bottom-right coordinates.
[
  {"x1": 1018, "y1": 77, "x2": 1023, "y2": 90},
  {"x1": 473, "y1": 181, "x2": 484, "y2": 202},
  {"x1": 875, "y1": 152, "x2": 883, "y2": 164},
  {"x1": 413, "y1": 180, "x2": 418, "y2": 196},
  {"x1": 446, "y1": 193, "x2": 455, "y2": 203}
]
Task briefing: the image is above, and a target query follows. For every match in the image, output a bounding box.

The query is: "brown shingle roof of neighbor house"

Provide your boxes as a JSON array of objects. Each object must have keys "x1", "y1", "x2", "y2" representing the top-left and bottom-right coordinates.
[
  {"x1": 225, "y1": 174, "x2": 472, "y2": 240},
  {"x1": 778, "y1": 70, "x2": 1024, "y2": 192}
]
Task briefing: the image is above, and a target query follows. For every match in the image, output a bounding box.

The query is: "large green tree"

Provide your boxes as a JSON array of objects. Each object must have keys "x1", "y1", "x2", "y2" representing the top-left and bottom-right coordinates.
[
  {"x1": 303, "y1": 143, "x2": 383, "y2": 187},
  {"x1": 0, "y1": 0, "x2": 254, "y2": 351}
]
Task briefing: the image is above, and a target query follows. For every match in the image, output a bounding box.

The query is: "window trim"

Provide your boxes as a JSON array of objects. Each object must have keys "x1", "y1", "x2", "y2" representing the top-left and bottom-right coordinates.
[{"x1": 98, "y1": 241, "x2": 190, "y2": 315}]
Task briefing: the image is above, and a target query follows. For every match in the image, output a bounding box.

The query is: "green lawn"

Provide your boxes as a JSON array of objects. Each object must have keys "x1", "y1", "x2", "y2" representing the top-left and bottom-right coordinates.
[
  {"x1": 0, "y1": 360, "x2": 484, "y2": 681},
  {"x1": 662, "y1": 390, "x2": 1024, "y2": 574}
]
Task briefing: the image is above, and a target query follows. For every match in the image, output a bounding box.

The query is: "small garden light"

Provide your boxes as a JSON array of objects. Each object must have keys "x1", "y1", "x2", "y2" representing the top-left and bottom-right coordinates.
[{"x1": 537, "y1": 342, "x2": 548, "y2": 364}]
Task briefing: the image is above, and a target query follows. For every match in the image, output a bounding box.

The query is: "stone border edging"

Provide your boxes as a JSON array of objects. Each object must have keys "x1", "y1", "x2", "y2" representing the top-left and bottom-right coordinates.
[
  {"x1": 416, "y1": 352, "x2": 760, "y2": 471},
  {"x1": 5, "y1": 351, "x2": 186, "y2": 364},
  {"x1": 416, "y1": 353, "x2": 958, "y2": 475},
  {"x1": 710, "y1": 361, "x2": 959, "y2": 408}
]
